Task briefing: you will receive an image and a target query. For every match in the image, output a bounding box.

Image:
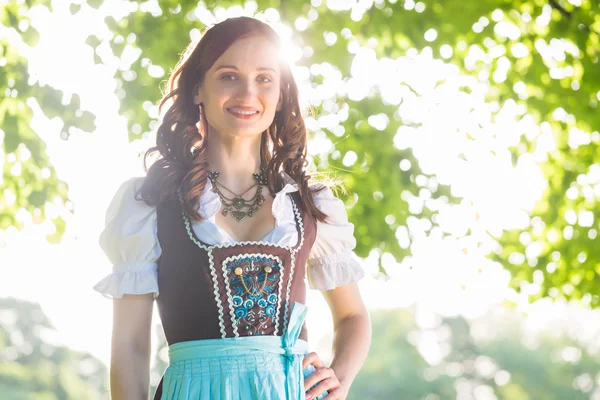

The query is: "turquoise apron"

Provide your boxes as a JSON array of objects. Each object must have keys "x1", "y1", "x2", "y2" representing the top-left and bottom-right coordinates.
[{"x1": 160, "y1": 302, "x2": 328, "y2": 399}]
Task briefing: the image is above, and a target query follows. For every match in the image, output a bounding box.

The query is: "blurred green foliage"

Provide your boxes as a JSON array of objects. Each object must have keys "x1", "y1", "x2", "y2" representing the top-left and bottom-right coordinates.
[
  {"x1": 2, "y1": 0, "x2": 599, "y2": 302},
  {"x1": 347, "y1": 307, "x2": 600, "y2": 399},
  {"x1": 1, "y1": 1, "x2": 93, "y2": 243},
  {"x1": 0, "y1": 297, "x2": 108, "y2": 399}
]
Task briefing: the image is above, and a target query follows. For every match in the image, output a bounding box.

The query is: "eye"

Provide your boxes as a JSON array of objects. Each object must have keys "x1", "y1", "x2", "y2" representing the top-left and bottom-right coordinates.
[
  {"x1": 220, "y1": 73, "x2": 237, "y2": 81},
  {"x1": 258, "y1": 75, "x2": 273, "y2": 83}
]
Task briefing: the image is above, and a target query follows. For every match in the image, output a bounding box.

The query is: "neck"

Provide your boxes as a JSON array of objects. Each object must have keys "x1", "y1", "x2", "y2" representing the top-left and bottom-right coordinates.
[{"x1": 206, "y1": 132, "x2": 264, "y2": 194}]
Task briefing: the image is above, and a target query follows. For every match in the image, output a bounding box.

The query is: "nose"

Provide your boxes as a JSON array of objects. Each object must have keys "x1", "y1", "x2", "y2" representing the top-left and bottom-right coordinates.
[{"x1": 235, "y1": 79, "x2": 258, "y2": 103}]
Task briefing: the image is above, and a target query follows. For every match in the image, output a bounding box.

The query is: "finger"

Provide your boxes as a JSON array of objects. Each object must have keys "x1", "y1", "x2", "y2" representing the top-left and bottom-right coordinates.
[
  {"x1": 302, "y1": 352, "x2": 325, "y2": 369},
  {"x1": 304, "y1": 367, "x2": 335, "y2": 392},
  {"x1": 304, "y1": 367, "x2": 333, "y2": 390},
  {"x1": 305, "y1": 377, "x2": 338, "y2": 400},
  {"x1": 322, "y1": 387, "x2": 344, "y2": 400},
  {"x1": 302, "y1": 352, "x2": 317, "y2": 369}
]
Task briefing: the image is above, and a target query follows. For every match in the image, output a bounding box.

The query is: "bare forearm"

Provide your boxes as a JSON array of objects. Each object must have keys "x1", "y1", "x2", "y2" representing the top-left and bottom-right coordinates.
[
  {"x1": 110, "y1": 345, "x2": 150, "y2": 400},
  {"x1": 329, "y1": 313, "x2": 371, "y2": 393}
]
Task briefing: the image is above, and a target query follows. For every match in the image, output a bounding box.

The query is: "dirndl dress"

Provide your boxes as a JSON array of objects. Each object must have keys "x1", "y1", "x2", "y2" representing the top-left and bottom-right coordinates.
[{"x1": 152, "y1": 189, "x2": 329, "y2": 399}]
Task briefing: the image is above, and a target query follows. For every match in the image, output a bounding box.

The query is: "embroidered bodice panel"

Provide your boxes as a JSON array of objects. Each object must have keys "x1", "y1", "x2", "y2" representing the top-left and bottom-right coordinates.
[{"x1": 154, "y1": 191, "x2": 317, "y2": 344}]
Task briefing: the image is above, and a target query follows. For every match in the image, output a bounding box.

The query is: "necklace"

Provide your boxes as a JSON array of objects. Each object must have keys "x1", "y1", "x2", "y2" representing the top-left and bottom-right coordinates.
[{"x1": 207, "y1": 168, "x2": 268, "y2": 222}]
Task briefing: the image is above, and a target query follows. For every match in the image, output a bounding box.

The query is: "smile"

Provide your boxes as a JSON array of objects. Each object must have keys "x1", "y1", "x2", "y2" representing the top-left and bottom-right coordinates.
[{"x1": 227, "y1": 108, "x2": 259, "y2": 119}]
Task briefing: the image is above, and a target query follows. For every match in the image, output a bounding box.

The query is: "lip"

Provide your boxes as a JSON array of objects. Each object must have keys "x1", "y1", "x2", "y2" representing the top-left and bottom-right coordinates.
[{"x1": 227, "y1": 107, "x2": 260, "y2": 120}]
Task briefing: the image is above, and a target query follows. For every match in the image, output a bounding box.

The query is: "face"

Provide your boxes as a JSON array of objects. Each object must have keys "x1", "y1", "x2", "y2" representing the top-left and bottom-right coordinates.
[{"x1": 194, "y1": 35, "x2": 283, "y2": 138}]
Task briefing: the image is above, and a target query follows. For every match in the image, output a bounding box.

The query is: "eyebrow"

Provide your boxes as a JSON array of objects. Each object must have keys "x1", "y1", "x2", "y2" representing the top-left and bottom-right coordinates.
[{"x1": 215, "y1": 64, "x2": 278, "y2": 73}]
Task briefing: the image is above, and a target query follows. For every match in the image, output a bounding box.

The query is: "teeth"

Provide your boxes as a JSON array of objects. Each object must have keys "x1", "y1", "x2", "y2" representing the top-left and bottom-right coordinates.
[{"x1": 230, "y1": 109, "x2": 257, "y2": 115}]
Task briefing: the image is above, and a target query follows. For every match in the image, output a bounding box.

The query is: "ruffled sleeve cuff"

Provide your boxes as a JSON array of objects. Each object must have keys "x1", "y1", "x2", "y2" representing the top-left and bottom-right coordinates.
[
  {"x1": 306, "y1": 251, "x2": 365, "y2": 291},
  {"x1": 93, "y1": 261, "x2": 159, "y2": 299}
]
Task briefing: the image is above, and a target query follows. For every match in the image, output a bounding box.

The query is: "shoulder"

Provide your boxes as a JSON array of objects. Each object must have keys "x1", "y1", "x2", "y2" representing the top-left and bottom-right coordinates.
[
  {"x1": 307, "y1": 181, "x2": 350, "y2": 224},
  {"x1": 109, "y1": 176, "x2": 145, "y2": 203},
  {"x1": 304, "y1": 182, "x2": 364, "y2": 290},
  {"x1": 308, "y1": 181, "x2": 338, "y2": 200},
  {"x1": 119, "y1": 176, "x2": 146, "y2": 199},
  {"x1": 102, "y1": 176, "x2": 155, "y2": 225},
  {"x1": 304, "y1": 171, "x2": 348, "y2": 205}
]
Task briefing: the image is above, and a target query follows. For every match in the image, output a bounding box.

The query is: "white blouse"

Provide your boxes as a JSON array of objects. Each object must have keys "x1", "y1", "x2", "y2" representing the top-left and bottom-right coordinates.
[{"x1": 93, "y1": 171, "x2": 365, "y2": 299}]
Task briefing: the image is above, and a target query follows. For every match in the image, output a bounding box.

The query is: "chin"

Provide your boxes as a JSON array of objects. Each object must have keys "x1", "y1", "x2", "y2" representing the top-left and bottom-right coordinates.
[
  {"x1": 228, "y1": 121, "x2": 273, "y2": 135},
  {"x1": 224, "y1": 126, "x2": 269, "y2": 137}
]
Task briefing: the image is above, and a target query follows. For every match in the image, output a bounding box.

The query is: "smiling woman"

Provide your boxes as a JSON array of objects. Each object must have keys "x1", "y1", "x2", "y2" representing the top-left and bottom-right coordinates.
[
  {"x1": 93, "y1": 16, "x2": 371, "y2": 400},
  {"x1": 194, "y1": 36, "x2": 283, "y2": 138}
]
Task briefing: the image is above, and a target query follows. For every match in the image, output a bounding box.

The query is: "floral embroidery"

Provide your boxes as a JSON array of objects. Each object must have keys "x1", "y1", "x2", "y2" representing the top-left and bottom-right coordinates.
[{"x1": 222, "y1": 253, "x2": 284, "y2": 337}]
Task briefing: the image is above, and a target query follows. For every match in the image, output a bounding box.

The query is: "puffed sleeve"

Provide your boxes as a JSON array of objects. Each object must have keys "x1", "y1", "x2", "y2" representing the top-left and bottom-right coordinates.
[
  {"x1": 92, "y1": 177, "x2": 161, "y2": 299},
  {"x1": 305, "y1": 183, "x2": 365, "y2": 291}
]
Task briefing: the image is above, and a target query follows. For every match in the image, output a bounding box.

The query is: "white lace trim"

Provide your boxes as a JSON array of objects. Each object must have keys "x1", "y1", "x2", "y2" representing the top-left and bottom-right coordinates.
[
  {"x1": 284, "y1": 197, "x2": 304, "y2": 331},
  {"x1": 290, "y1": 197, "x2": 304, "y2": 255},
  {"x1": 207, "y1": 249, "x2": 227, "y2": 338}
]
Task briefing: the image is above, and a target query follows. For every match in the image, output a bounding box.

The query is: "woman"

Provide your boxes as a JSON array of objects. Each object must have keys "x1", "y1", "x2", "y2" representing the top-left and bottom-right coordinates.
[{"x1": 94, "y1": 16, "x2": 371, "y2": 400}]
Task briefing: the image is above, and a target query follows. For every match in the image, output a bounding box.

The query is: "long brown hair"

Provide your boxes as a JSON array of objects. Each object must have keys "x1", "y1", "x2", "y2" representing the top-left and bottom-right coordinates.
[{"x1": 137, "y1": 16, "x2": 340, "y2": 223}]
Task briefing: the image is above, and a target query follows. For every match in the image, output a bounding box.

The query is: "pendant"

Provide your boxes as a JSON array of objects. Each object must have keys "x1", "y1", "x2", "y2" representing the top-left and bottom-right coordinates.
[
  {"x1": 233, "y1": 197, "x2": 245, "y2": 210},
  {"x1": 231, "y1": 210, "x2": 246, "y2": 221}
]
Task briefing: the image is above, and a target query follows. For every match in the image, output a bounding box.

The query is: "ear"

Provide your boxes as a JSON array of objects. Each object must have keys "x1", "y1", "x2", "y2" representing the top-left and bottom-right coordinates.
[
  {"x1": 276, "y1": 92, "x2": 283, "y2": 112},
  {"x1": 193, "y1": 84, "x2": 202, "y2": 105}
]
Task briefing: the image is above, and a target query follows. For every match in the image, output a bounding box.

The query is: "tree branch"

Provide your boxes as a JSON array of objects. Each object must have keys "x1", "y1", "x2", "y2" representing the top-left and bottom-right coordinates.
[
  {"x1": 548, "y1": 0, "x2": 599, "y2": 36},
  {"x1": 549, "y1": 0, "x2": 572, "y2": 20}
]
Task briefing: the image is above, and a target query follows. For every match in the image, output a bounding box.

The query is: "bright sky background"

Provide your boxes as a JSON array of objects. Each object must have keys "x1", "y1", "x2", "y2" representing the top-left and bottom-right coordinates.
[{"x1": 3, "y1": 0, "x2": 600, "y2": 378}]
